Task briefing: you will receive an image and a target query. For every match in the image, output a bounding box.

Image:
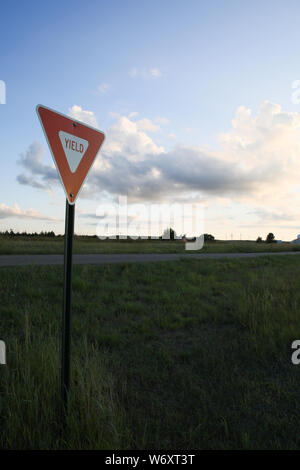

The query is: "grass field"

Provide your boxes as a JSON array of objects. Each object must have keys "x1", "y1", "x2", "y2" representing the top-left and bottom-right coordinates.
[
  {"x1": 0, "y1": 234, "x2": 299, "y2": 255},
  {"x1": 1, "y1": 255, "x2": 300, "y2": 449}
]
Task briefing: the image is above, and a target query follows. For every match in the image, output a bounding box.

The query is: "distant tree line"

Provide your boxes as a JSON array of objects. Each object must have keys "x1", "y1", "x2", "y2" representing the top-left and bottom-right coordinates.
[
  {"x1": 0, "y1": 229, "x2": 57, "y2": 238},
  {"x1": 0, "y1": 228, "x2": 217, "y2": 241}
]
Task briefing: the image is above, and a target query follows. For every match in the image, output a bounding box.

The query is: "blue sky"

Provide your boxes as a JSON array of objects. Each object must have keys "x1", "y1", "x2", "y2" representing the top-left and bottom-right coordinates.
[{"x1": 2, "y1": 0, "x2": 300, "y2": 239}]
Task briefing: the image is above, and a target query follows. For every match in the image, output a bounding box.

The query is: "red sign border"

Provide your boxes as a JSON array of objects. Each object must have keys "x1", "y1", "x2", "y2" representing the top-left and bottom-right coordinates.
[{"x1": 36, "y1": 104, "x2": 105, "y2": 205}]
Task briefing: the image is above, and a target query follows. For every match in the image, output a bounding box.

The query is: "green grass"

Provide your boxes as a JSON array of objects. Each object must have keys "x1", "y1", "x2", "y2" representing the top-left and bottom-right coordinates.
[
  {"x1": 0, "y1": 234, "x2": 299, "y2": 255},
  {"x1": 1, "y1": 255, "x2": 300, "y2": 449}
]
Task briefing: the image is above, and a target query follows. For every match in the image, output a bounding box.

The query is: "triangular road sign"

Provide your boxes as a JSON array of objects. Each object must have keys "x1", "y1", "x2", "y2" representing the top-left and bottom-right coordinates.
[{"x1": 36, "y1": 104, "x2": 105, "y2": 204}]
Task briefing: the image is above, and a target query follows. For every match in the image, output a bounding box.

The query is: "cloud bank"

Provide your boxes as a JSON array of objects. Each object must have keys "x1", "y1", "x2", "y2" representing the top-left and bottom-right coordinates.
[
  {"x1": 17, "y1": 101, "x2": 300, "y2": 225},
  {"x1": 0, "y1": 203, "x2": 60, "y2": 221}
]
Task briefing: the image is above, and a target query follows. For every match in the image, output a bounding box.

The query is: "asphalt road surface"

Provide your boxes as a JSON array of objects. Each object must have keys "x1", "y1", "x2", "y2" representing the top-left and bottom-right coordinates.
[{"x1": 0, "y1": 251, "x2": 299, "y2": 267}]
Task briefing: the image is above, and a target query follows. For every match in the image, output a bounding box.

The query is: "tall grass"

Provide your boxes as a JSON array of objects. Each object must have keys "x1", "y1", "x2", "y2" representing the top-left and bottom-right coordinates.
[
  {"x1": 1, "y1": 256, "x2": 300, "y2": 449},
  {"x1": 0, "y1": 327, "x2": 129, "y2": 449}
]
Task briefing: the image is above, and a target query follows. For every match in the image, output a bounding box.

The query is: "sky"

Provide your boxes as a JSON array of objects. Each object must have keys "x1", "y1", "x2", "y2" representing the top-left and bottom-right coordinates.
[{"x1": 2, "y1": 0, "x2": 300, "y2": 240}]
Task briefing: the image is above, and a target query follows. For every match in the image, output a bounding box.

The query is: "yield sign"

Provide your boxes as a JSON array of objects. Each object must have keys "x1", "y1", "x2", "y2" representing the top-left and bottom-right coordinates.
[{"x1": 36, "y1": 105, "x2": 105, "y2": 204}]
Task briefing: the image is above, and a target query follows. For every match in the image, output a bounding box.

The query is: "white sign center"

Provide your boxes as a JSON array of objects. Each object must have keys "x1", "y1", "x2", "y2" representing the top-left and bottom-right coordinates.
[{"x1": 59, "y1": 131, "x2": 89, "y2": 173}]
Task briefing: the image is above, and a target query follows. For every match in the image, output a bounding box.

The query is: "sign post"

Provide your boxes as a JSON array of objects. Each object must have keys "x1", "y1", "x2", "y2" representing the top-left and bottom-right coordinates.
[
  {"x1": 36, "y1": 105, "x2": 105, "y2": 411},
  {"x1": 61, "y1": 200, "x2": 75, "y2": 409}
]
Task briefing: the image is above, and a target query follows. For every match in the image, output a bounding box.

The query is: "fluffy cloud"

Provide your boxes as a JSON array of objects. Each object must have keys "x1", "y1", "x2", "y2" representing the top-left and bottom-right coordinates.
[
  {"x1": 16, "y1": 101, "x2": 300, "y2": 228},
  {"x1": 218, "y1": 101, "x2": 300, "y2": 214},
  {"x1": 88, "y1": 101, "x2": 300, "y2": 204},
  {"x1": 68, "y1": 105, "x2": 98, "y2": 127},
  {"x1": 101, "y1": 114, "x2": 164, "y2": 162},
  {"x1": 135, "y1": 118, "x2": 160, "y2": 133},
  {"x1": 128, "y1": 112, "x2": 139, "y2": 119},
  {"x1": 0, "y1": 203, "x2": 59, "y2": 221}
]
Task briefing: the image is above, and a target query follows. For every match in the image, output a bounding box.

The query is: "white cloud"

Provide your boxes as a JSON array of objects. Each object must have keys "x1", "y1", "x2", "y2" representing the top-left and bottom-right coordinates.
[
  {"x1": 0, "y1": 203, "x2": 60, "y2": 221},
  {"x1": 68, "y1": 105, "x2": 98, "y2": 127},
  {"x1": 150, "y1": 68, "x2": 162, "y2": 78},
  {"x1": 88, "y1": 101, "x2": 300, "y2": 215},
  {"x1": 100, "y1": 114, "x2": 164, "y2": 163},
  {"x1": 129, "y1": 67, "x2": 162, "y2": 79},
  {"x1": 17, "y1": 101, "x2": 300, "y2": 233},
  {"x1": 128, "y1": 112, "x2": 139, "y2": 119},
  {"x1": 154, "y1": 116, "x2": 169, "y2": 125},
  {"x1": 247, "y1": 208, "x2": 295, "y2": 222},
  {"x1": 219, "y1": 101, "x2": 300, "y2": 198},
  {"x1": 97, "y1": 83, "x2": 110, "y2": 94},
  {"x1": 135, "y1": 118, "x2": 160, "y2": 133}
]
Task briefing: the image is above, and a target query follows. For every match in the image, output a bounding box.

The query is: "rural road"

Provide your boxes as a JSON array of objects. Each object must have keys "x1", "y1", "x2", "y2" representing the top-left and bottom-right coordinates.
[{"x1": 0, "y1": 251, "x2": 300, "y2": 267}]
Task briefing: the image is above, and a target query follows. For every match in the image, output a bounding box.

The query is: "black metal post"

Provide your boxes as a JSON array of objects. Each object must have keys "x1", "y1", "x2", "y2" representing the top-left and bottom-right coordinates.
[{"x1": 61, "y1": 199, "x2": 75, "y2": 411}]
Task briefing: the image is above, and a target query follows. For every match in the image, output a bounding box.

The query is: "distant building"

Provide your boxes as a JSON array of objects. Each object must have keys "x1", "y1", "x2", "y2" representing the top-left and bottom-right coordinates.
[{"x1": 291, "y1": 234, "x2": 300, "y2": 244}]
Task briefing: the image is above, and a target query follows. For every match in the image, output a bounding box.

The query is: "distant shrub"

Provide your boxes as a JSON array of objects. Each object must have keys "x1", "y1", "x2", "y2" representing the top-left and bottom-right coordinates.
[
  {"x1": 266, "y1": 233, "x2": 276, "y2": 243},
  {"x1": 204, "y1": 234, "x2": 215, "y2": 242},
  {"x1": 256, "y1": 236, "x2": 263, "y2": 243}
]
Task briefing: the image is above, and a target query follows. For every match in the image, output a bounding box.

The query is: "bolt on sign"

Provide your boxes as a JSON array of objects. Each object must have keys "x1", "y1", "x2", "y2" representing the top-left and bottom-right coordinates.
[
  {"x1": 36, "y1": 104, "x2": 105, "y2": 412},
  {"x1": 36, "y1": 105, "x2": 105, "y2": 204}
]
